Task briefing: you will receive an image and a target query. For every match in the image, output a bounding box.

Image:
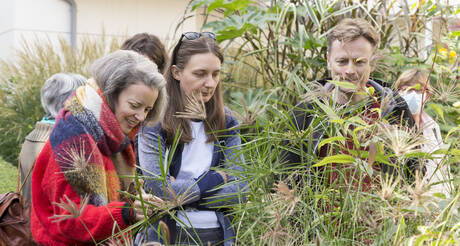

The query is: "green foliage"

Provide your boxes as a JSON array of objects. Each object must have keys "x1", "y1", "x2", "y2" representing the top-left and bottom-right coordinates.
[
  {"x1": 0, "y1": 36, "x2": 121, "y2": 163},
  {"x1": 228, "y1": 85, "x2": 460, "y2": 245},
  {"x1": 190, "y1": 0, "x2": 459, "y2": 131},
  {"x1": 193, "y1": 0, "x2": 452, "y2": 101},
  {"x1": 182, "y1": 0, "x2": 460, "y2": 245},
  {"x1": 0, "y1": 157, "x2": 17, "y2": 193}
]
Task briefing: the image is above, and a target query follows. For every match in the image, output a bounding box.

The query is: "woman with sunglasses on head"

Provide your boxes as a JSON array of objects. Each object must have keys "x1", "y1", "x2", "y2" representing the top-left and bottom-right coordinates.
[{"x1": 135, "y1": 32, "x2": 247, "y2": 246}]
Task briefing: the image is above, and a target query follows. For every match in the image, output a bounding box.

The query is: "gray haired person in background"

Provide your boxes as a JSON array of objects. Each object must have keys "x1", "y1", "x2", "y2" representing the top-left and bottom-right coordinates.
[{"x1": 18, "y1": 73, "x2": 86, "y2": 204}]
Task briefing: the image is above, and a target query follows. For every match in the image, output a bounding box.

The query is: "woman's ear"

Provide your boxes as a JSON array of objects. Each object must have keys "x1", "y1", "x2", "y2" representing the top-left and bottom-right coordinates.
[{"x1": 171, "y1": 65, "x2": 181, "y2": 81}]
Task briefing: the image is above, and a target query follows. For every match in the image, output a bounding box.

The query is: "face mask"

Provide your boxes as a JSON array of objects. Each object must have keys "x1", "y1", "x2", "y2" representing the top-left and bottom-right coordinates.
[{"x1": 401, "y1": 91, "x2": 423, "y2": 114}]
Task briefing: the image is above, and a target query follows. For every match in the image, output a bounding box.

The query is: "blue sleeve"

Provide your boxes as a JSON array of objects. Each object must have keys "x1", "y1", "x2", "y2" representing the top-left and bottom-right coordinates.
[
  {"x1": 199, "y1": 115, "x2": 248, "y2": 207},
  {"x1": 196, "y1": 170, "x2": 225, "y2": 198},
  {"x1": 138, "y1": 124, "x2": 202, "y2": 204}
]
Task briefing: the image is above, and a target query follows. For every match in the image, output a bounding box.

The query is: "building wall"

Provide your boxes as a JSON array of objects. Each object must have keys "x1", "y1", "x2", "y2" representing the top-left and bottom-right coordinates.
[
  {"x1": 75, "y1": 0, "x2": 197, "y2": 48},
  {"x1": 0, "y1": 0, "x2": 16, "y2": 60},
  {"x1": 0, "y1": 0, "x2": 70, "y2": 61},
  {"x1": 0, "y1": 0, "x2": 196, "y2": 62}
]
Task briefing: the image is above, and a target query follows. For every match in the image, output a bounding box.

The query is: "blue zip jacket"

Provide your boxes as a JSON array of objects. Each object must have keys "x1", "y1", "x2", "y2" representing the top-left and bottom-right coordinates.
[{"x1": 135, "y1": 113, "x2": 247, "y2": 246}]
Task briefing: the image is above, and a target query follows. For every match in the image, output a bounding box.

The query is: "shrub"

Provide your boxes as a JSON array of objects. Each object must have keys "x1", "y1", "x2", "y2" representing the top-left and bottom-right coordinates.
[
  {"x1": 0, "y1": 36, "x2": 121, "y2": 164},
  {"x1": 179, "y1": 0, "x2": 460, "y2": 244}
]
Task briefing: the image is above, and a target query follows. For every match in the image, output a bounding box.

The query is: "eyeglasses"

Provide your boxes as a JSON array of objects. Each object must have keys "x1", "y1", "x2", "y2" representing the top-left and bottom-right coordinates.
[{"x1": 171, "y1": 32, "x2": 217, "y2": 65}]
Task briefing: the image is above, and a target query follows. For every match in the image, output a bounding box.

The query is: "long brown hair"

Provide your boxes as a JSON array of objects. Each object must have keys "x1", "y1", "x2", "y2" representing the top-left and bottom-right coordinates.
[
  {"x1": 121, "y1": 33, "x2": 169, "y2": 74},
  {"x1": 162, "y1": 36, "x2": 225, "y2": 145}
]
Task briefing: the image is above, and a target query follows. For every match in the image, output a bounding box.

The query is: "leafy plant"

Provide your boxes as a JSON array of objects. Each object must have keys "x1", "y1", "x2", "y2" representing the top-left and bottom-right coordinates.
[{"x1": 0, "y1": 36, "x2": 121, "y2": 164}]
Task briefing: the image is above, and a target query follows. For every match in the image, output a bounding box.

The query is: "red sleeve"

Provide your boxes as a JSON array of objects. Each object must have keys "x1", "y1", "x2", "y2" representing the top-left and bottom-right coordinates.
[{"x1": 31, "y1": 142, "x2": 132, "y2": 244}]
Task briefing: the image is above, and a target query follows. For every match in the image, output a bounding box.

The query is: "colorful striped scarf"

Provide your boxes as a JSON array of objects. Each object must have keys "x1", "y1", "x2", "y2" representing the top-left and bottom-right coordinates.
[{"x1": 49, "y1": 80, "x2": 136, "y2": 206}]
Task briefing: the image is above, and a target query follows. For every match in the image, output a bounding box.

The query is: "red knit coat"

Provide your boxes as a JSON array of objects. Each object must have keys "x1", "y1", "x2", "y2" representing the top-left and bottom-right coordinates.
[
  {"x1": 31, "y1": 82, "x2": 136, "y2": 245},
  {"x1": 30, "y1": 142, "x2": 130, "y2": 245}
]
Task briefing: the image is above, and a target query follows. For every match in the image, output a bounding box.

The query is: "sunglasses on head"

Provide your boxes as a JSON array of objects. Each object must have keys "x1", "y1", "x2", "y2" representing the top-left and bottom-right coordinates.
[{"x1": 171, "y1": 32, "x2": 217, "y2": 65}]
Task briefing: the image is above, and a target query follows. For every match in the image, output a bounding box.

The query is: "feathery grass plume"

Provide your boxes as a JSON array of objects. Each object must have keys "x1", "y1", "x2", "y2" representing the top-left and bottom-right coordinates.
[
  {"x1": 105, "y1": 236, "x2": 134, "y2": 246},
  {"x1": 376, "y1": 123, "x2": 426, "y2": 157},
  {"x1": 142, "y1": 183, "x2": 197, "y2": 211},
  {"x1": 257, "y1": 182, "x2": 298, "y2": 245},
  {"x1": 49, "y1": 194, "x2": 90, "y2": 223},
  {"x1": 174, "y1": 90, "x2": 206, "y2": 120},
  {"x1": 405, "y1": 171, "x2": 439, "y2": 217},
  {"x1": 378, "y1": 174, "x2": 401, "y2": 201},
  {"x1": 230, "y1": 97, "x2": 258, "y2": 126},
  {"x1": 49, "y1": 195, "x2": 97, "y2": 246},
  {"x1": 270, "y1": 182, "x2": 298, "y2": 217},
  {"x1": 260, "y1": 222, "x2": 292, "y2": 246},
  {"x1": 165, "y1": 183, "x2": 198, "y2": 208},
  {"x1": 55, "y1": 138, "x2": 106, "y2": 196},
  {"x1": 123, "y1": 175, "x2": 197, "y2": 219},
  {"x1": 301, "y1": 81, "x2": 331, "y2": 103},
  {"x1": 379, "y1": 90, "x2": 398, "y2": 118},
  {"x1": 432, "y1": 79, "x2": 460, "y2": 104},
  {"x1": 56, "y1": 138, "x2": 93, "y2": 172}
]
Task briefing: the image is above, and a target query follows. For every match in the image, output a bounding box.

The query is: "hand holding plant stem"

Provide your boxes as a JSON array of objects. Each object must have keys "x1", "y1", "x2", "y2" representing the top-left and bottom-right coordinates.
[
  {"x1": 216, "y1": 170, "x2": 228, "y2": 183},
  {"x1": 133, "y1": 180, "x2": 165, "y2": 222}
]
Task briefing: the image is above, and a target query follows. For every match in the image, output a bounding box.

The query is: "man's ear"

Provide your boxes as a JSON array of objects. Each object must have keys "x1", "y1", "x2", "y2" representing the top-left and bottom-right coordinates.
[
  {"x1": 171, "y1": 65, "x2": 181, "y2": 81},
  {"x1": 326, "y1": 52, "x2": 331, "y2": 70},
  {"x1": 369, "y1": 54, "x2": 377, "y2": 72},
  {"x1": 370, "y1": 65, "x2": 375, "y2": 73}
]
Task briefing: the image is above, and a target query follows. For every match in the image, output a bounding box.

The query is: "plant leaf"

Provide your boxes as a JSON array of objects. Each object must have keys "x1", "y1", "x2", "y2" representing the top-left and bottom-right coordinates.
[
  {"x1": 329, "y1": 80, "x2": 357, "y2": 90},
  {"x1": 318, "y1": 136, "x2": 346, "y2": 149},
  {"x1": 427, "y1": 103, "x2": 445, "y2": 123},
  {"x1": 312, "y1": 154, "x2": 355, "y2": 167}
]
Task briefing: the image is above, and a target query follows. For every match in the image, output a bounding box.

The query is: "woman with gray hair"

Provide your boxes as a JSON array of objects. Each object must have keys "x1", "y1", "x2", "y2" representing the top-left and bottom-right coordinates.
[
  {"x1": 40, "y1": 73, "x2": 87, "y2": 119},
  {"x1": 30, "y1": 50, "x2": 167, "y2": 245},
  {"x1": 19, "y1": 73, "x2": 86, "y2": 204}
]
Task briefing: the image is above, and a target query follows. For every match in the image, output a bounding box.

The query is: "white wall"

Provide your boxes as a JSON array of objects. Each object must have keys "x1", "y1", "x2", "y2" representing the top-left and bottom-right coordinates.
[
  {"x1": 0, "y1": 0, "x2": 70, "y2": 61},
  {"x1": 75, "y1": 0, "x2": 197, "y2": 50},
  {"x1": 0, "y1": 0, "x2": 17, "y2": 60},
  {"x1": 0, "y1": 0, "x2": 196, "y2": 62}
]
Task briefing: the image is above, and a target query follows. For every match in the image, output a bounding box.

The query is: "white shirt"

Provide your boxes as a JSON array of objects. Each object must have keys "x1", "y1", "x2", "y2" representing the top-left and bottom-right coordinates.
[
  {"x1": 176, "y1": 121, "x2": 219, "y2": 228},
  {"x1": 420, "y1": 112, "x2": 453, "y2": 197}
]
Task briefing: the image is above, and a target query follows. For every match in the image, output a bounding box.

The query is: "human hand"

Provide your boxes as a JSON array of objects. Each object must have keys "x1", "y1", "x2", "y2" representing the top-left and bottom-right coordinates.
[
  {"x1": 133, "y1": 186, "x2": 164, "y2": 222},
  {"x1": 216, "y1": 170, "x2": 228, "y2": 184}
]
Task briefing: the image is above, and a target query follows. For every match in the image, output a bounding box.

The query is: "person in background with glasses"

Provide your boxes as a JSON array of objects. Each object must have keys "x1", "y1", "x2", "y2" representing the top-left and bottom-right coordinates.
[
  {"x1": 135, "y1": 32, "x2": 247, "y2": 246},
  {"x1": 395, "y1": 68, "x2": 453, "y2": 197}
]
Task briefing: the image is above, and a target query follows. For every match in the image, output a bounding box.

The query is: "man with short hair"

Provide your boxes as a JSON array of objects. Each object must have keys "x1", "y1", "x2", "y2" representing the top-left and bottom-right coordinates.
[{"x1": 282, "y1": 18, "x2": 418, "y2": 185}]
